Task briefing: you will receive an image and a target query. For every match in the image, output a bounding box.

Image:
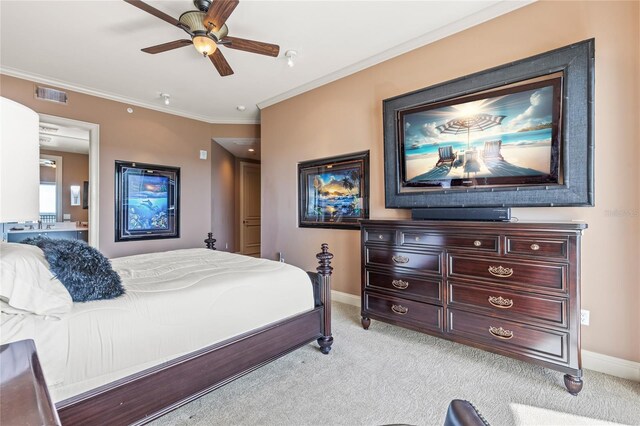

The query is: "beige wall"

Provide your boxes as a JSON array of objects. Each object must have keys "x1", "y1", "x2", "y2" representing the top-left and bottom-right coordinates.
[
  {"x1": 1, "y1": 74, "x2": 255, "y2": 258},
  {"x1": 211, "y1": 141, "x2": 237, "y2": 252},
  {"x1": 262, "y1": 1, "x2": 640, "y2": 362},
  {"x1": 40, "y1": 149, "x2": 89, "y2": 222}
]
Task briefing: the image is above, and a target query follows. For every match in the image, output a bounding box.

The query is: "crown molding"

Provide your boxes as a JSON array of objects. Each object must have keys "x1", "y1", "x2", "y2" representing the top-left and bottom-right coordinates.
[
  {"x1": 257, "y1": 0, "x2": 534, "y2": 110},
  {"x1": 0, "y1": 67, "x2": 260, "y2": 125}
]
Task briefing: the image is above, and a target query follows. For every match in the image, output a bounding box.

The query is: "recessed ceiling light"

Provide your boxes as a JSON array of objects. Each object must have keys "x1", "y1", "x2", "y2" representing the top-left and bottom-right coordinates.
[
  {"x1": 127, "y1": 107, "x2": 134, "y2": 114},
  {"x1": 236, "y1": 105, "x2": 246, "y2": 111},
  {"x1": 161, "y1": 93, "x2": 170, "y2": 106}
]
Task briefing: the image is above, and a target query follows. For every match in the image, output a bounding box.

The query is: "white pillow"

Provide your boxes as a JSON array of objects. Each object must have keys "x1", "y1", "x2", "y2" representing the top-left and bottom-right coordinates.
[{"x1": 0, "y1": 242, "x2": 72, "y2": 318}]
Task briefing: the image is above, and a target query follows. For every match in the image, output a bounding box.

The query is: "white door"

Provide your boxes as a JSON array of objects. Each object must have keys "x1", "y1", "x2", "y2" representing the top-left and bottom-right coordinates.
[{"x1": 239, "y1": 162, "x2": 261, "y2": 256}]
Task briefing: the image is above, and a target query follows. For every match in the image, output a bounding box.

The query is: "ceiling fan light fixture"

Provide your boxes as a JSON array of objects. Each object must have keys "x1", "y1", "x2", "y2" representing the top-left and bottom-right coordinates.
[{"x1": 193, "y1": 34, "x2": 218, "y2": 56}]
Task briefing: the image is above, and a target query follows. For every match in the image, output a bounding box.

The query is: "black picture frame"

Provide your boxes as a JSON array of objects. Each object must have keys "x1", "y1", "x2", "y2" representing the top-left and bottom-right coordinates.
[
  {"x1": 298, "y1": 151, "x2": 369, "y2": 229},
  {"x1": 115, "y1": 161, "x2": 180, "y2": 242},
  {"x1": 383, "y1": 39, "x2": 594, "y2": 208}
]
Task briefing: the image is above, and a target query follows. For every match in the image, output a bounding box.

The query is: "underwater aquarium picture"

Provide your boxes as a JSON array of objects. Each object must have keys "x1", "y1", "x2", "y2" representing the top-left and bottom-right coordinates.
[
  {"x1": 126, "y1": 174, "x2": 170, "y2": 231},
  {"x1": 115, "y1": 161, "x2": 180, "y2": 242}
]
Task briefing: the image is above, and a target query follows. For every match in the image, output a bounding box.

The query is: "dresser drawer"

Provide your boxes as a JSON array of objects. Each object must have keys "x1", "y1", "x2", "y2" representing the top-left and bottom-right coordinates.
[
  {"x1": 447, "y1": 309, "x2": 568, "y2": 363},
  {"x1": 363, "y1": 229, "x2": 396, "y2": 244},
  {"x1": 506, "y1": 237, "x2": 568, "y2": 260},
  {"x1": 448, "y1": 282, "x2": 567, "y2": 327},
  {"x1": 448, "y1": 255, "x2": 566, "y2": 292},
  {"x1": 366, "y1": 248, "x2": 441, "y2": 274},
  {"x1": 364, "y1": 292, "x2": 442, "y2": 332},
  {"x1": 366, "y1": 269, "x2": 441, "y2": 302},
  {"x1": 402, "y1": 232, "x2": 498, "y2": 253}
]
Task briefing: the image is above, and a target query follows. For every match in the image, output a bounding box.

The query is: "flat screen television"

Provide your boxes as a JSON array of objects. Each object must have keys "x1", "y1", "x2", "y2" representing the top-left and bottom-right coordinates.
[{"x1": 383, "y1": 39, "x2": 594, "y2": 208}]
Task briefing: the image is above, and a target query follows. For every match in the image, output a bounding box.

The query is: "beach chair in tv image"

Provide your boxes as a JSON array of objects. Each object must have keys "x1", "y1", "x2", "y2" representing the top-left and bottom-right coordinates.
[
  {"x1": 436, "y1": 145, "x2": 457, "y2": 167},
  {"x1": 482, "y1": 140, "x2": 504, "y2": 161}
]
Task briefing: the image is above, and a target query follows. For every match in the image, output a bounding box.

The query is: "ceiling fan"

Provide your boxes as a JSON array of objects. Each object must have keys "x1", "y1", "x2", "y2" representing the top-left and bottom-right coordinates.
[{"x1": 124, "y1": 0, "x2": 280, "y2": 76}]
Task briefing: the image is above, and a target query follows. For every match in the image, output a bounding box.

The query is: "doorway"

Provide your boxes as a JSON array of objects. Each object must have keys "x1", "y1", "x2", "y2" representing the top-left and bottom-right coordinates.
[
  {"x1": 239, "y1": 161, "x2": 261, "y2": 257},
  {"x1": 38, "y1": 114, "x2": 99, "y2": 247}
]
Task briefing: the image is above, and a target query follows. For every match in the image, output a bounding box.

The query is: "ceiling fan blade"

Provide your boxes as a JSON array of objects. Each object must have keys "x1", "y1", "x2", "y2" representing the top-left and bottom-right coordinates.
[
  {"x1": 142, "y1": 40, "x2": 193, "y2": 54},
  {"x1": 123, "y1": 0, "x2": 187, "y2": 29},
  {"x1": 223, "y1": 36, "x2": 280, "y2": 57},
  {"x1": 203, "y1": 0, "x2": 239, "y2": 32},
  {"x1": 209, "y1": 49, "x2": 234, "y2": 76}
]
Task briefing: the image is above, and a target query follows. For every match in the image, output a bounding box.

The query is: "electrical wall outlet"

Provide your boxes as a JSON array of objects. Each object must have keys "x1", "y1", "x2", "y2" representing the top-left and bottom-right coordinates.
[
  {"x1": 580, "y1": 309, "x2": 590, "y2": 326},
  {"x1": 278, "y1": 252, "x2": 284, "y2": 263},
  {"x1": 225, "y1": 243, "x2": 228, "y2": 250},
  {"x1": 199, "y1": 150, "x2": 208, "y2": 160}
]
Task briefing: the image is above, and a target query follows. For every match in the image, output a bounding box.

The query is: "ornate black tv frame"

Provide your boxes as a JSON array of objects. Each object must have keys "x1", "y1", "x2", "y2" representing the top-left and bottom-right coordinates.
[
  {"x1": 383, "y1": 39, "x2": 594, "y2": 208},
  {"x1": 55, "y1": 243, "x2": 334, "y2": 425}
]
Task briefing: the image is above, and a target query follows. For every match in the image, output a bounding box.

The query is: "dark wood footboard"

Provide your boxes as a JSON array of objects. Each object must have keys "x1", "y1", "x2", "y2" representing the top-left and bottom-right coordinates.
[{"x1": 55, "y1": 243, "x2": 333, "y2": 425}]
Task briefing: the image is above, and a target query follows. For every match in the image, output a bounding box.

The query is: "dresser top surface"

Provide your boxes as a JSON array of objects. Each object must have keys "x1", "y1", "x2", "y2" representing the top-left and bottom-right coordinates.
[{"x1": 361, "y1": 219, "x2": 588, "y2": 231}]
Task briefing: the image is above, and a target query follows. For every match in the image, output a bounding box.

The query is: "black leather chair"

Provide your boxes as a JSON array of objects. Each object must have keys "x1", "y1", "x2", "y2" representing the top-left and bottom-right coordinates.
[{"x1": 443, "y1": 400, "x2": 490, "y2": 426}]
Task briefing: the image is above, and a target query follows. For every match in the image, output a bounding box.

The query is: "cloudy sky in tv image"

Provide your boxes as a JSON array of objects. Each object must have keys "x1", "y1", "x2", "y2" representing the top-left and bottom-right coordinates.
[
  {"x1": 306, "y1": 169, "x2": 362, "y2": 219},
  {"x1": 404, "y1": 86, "x2": 553, "y2": 156},
  {"x1": 126, "y1": 174, "x2": 170, "y2": 231}
]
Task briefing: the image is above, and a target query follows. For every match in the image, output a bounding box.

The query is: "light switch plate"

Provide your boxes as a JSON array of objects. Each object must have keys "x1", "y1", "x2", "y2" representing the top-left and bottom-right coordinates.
[{"x1": 199, "y1": 150, "x2": 208, "y2": 160}]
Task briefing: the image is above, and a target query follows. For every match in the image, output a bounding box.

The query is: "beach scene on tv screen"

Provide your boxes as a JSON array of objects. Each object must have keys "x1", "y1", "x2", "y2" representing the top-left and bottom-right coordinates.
[{"x1": 403, "y1": 82, "x2": 557, "y2": 185}]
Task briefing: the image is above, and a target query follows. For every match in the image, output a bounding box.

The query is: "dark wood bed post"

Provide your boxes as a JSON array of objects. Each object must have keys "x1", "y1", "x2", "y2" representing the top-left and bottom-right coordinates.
[{"x1": 316, "y1": 243, "x2": 333, "y2": 354}]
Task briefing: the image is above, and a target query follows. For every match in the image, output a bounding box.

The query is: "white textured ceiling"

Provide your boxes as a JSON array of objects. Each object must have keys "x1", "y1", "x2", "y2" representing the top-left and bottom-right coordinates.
[
  {"x1": 214, "y1": 137, "x2": 260, "y2": 159},
  {"x1": 0, "y1": 1, "x2": 531, "y2": 124}
]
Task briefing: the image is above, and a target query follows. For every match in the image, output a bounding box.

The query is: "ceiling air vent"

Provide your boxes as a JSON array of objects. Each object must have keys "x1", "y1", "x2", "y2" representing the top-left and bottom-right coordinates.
[{"x1": 35, "y1": 86, "x2": 68, "y2": 104}]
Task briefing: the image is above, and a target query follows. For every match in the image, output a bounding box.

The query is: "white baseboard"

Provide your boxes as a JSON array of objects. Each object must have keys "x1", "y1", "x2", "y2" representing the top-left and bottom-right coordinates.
[
  {"x1": 331, "y1": 290, "x2": 360, "y2": 307},
  {"x1": 582, "y1": 350, "x2": 640, "y2": 382},
  {"x1": 330, "y1": 290, "x2": 639, "y2": 382}
]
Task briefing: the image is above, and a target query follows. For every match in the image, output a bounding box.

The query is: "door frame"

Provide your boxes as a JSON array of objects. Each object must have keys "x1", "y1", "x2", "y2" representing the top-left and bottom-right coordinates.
[{"x1": 38, "y1": 114, "x2": 100, "y2": 248}]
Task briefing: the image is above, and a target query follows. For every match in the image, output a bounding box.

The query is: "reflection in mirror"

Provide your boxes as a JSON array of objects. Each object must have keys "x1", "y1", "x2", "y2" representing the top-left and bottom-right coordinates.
[
  {"x1": 39, "y1": 155, "x2": 62, "y2": 222},
  {"x1": 39, "y1": 121, "x2": 90, "y2": 225}
]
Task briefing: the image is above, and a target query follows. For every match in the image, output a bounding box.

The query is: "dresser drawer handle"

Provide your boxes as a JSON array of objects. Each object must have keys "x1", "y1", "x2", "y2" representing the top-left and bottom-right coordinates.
[
  {"x1": 392, "y1": 255, "x2": 410, "y2": 264},
  {"x1": 378, "y1": 234, "x2": 384, "y2": 240},
  {"x1": 530, "y1": 243, "x2": 540, "y2": 251},
  {"x1": 488, "y1": 296, "x2": 513, "y2": 309},
  {"x1": 488, "y1": 265, "x2": 513, "y2": 278},
  {"x1": 391, "y1": 279, "x2": 409, "y2": 289},
  {"x1": 473, "y1": 240, "x2": 482, "y2": 247},
  {"x1": 391, "y1": 304, "x2": 408, "y2": 315},
  {"x1": 489, "y1": 326, "x2": 513, "y2": 340}
]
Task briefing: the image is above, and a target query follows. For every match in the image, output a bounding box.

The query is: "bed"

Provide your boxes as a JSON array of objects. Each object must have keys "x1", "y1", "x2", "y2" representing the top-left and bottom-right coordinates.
[{"x1": 0, "y1": 240, "x2": 333, "y2": 425}]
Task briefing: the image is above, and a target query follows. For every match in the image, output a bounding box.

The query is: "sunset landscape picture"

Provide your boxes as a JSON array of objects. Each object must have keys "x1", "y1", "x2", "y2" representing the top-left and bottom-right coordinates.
[{"x1": 305, "y1": 168, "x2": 362, "y2": 221}]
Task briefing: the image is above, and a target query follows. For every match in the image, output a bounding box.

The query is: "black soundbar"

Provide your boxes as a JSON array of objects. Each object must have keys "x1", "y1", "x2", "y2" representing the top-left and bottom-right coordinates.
[{"x1": 411, "y1": 207, "x2": 511, "y2": 221}]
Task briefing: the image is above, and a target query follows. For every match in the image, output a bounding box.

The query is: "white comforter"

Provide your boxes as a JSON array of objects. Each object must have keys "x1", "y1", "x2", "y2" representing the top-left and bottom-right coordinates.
[{"x1": 1, "y1": 249, "x2": 314, "y2": 402}]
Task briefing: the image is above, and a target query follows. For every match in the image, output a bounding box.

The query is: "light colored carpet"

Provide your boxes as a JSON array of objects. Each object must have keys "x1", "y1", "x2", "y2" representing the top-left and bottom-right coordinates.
[{"x1": 152, "y1": 302, "x2": 640, "y2": 426}]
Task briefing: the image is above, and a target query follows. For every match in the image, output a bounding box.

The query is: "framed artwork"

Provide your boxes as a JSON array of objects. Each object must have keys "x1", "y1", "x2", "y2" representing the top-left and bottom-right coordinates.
[
  {"x1": 383, "y1": 38, "x2": 594, "y2": 208},
  {"x1": 298, "y1": 151, "x2": 369, "y2": 229},
  {"x1": 115, "y1": 161, "x2": 180, "y2": 242}
]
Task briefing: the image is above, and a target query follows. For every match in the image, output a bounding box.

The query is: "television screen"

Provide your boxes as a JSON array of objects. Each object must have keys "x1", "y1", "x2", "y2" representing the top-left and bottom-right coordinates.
[
  {"x1": 398, "y1": 76, "x2": 562, "y2": 189},
  {"x1": 382, "y1": 40, "x2": 593, "y2": 208}
]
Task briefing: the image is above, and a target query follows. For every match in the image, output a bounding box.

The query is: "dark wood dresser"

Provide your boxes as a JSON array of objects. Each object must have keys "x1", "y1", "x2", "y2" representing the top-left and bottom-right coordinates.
[{"x1": 360, "y1": 219, "x2": 587, "y2": 394}]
